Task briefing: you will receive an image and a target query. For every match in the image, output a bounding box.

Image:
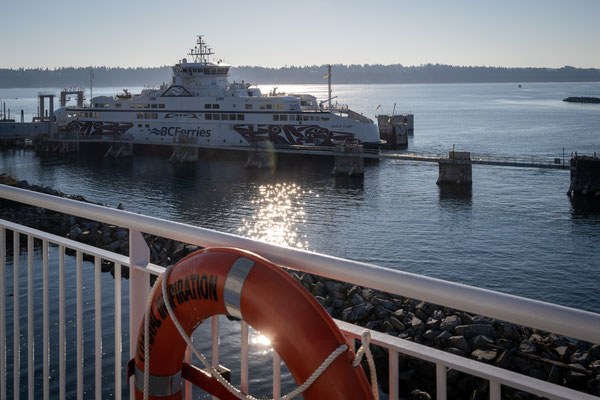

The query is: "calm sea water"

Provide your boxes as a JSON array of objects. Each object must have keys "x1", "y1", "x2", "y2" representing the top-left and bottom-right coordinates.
[{"x1": 1, "y1": 82, "x2": 600, "y2": 398}]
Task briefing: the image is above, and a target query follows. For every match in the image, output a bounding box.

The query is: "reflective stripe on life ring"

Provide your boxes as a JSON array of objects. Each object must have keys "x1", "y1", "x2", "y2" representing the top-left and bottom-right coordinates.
[{"x1": 134, "y1": 247, "x2": 374, "y2": 400}]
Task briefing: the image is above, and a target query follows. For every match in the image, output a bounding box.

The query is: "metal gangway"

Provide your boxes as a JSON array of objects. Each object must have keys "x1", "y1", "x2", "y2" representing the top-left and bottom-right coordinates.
[{"x1": 1, "y1": 184, "x2": 599, "y2": 399}]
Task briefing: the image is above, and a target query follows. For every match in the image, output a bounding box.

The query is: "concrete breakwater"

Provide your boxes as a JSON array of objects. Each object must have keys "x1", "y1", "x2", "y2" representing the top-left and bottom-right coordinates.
[{"x1": 1, "y1": 175, "x2": 599, "y2": 399}]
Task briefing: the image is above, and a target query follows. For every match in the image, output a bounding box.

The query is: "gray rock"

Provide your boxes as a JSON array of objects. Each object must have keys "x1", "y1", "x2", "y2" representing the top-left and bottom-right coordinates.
[
  {"x1": 455, "y1": 324, "x2": 495, "y2": 338},
  {"x1": 500, "y1": 323, "x2": 522, "y2": 341},
  {"x1": 312, "y1": 282, "x2": 327, "y2": 297},
  {"x1": 547, "y1": 365, "x2": 561, "y2": 384},
  {"x1": 349, "y1": 293, "x2": 364, "y2": 306},
  {"x1": 569, "y1": 350, "x2": 590, "y2": 365},
  {"x1": 425, "y1": 317, "x2": 440, "y2": 331},
  {"x1": 410, "y1": 389, "x2": 432, "y2": 400},
  {"x1": 325, "y1": 281, "x2": 345, "y2": 294},
  {"x1": 471, "y1": 349, "x2": 497, "y2": 363},
  {"x1": 374, "y1": 297, "x2": 395, "y2": 310},
  {"x1": 411, "y1": 317, "x2": 425, "y2": 333},
  {"x1": 67, "y1": 224, "x2": 83, "y2": 240},
  {"x1": 315, "y1": 296, "x2": 327, "y2": 306},
  {"x1": 448, "y1": 336, "x2": 471, "y2": 353},
  {"x1": 300, "y1": 273, "x2": 314, "y2": 288},
  {"x1": 440, "y1": 315, "x2": 461, "y2": 332},
  {"x1": 434, "y1": 330, "x2": 452, "y2": 348},
  {"x1": 554, "y1": 345, "x2": 570, "y2": 361},
  {"x1": 361, "y1": 288, "x2": 374, "y2": 300},
  {"x1": 374, "y1": 305, "x2": 389, "y2": 319},
  {"x1": 330, "y1": 291, "x2": 347, "y2": 301},
  {"x1": 423, "y1": 329, "x2": 441, "y2": 341},
  {"x1": 528, "y1": 367, "x2": 547, "y2": 381},
  {"x1": 415, "y1": 310, "x2": 429, "y2": 321},
  {"x1": 513, "y1": 356, "x2": 536, "y2": 372},
  {"x1": 471, "y1": 335, "x2": 494, "y2": 349},
  {"x1": 459, "y1": 312, "x2": 474, "y2": 325},
  {"x1": 445, "y1": 347, "x2": 466, "y2": 357},
  {"x1": 495, "y1": 350, "x2": 513, "y2": 369},
  {"x1": 519, "y1": 339, "x2": 537, "y2": 354},
  {"x1": 589, "y1": 359, "x2": 600, "y2": 374},
  {"x1": 565, "y1": 364, "x2": 588, "y2": 386},
  {"x1": 389, "y1": 316, "x2": 405, "y2": 332},
  {"x1": 588, "y1": 378, "x2": 600, "y2": 397},
  {"x1": 393, "y1": 308, "x2": 406, "y2": 319},
  {"x1": 330, "y1": 298, "x2": 346, "y2": 310},
  {"x1": 108, "y1": 241, "x2": 121, "y2": 253},
  {"x1": 415, "y1": 301, "x2": 434, "y2": 316},
  {"x1": 382, "y1": 321, "x2": 394, "y2": 333},
  {"x1": 472, "y1": 315, "x2": 489, "y2": 324},
  {"x1": 431, "y1": 309, "x2": 445, "y2": 320}
]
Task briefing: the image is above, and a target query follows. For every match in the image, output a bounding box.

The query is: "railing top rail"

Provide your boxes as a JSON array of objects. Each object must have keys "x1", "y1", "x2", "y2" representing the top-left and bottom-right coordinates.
[{"x1": 1, "y1": 183, "x2": 599, "y2": 344}]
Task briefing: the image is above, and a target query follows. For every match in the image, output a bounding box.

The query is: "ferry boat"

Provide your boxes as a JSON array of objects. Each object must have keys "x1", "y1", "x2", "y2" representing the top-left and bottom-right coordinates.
[{"x1": 54, "y1": 36, "x2": 380, "y2": 150}]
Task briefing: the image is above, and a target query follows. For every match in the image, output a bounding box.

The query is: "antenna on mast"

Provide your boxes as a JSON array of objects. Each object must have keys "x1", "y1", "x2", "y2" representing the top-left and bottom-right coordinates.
[{"x1": 188, "y1": 35, "x2": 214, "y2": 63}]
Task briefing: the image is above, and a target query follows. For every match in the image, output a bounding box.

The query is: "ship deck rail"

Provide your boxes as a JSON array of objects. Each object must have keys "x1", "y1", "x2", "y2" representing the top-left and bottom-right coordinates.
[{"x1": 1, "y1": 184, "x2": 598, "y2": 399}]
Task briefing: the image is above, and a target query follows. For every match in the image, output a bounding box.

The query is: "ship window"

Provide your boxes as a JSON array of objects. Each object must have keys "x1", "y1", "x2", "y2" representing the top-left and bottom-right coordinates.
[
  {"x1": 96, "y1": 112, "x2": 100, "y2": 118},
  {"x1": 129, "y1": 104, "x2": 135, "y2": 108},
  {"x1": 221, "y1": 114, "x2": 228, "y2": 120},
  {"x1": 266, "y1": 104, "x2": 272, "y2": 110},
  {"x1": 245, "y1": 104, "x2": 252, "y2": 110},
  {"x1": 213, "y1": 114, "x2": 220, "y2": 120},
  {"x1": 115, "y1": 103, "x2": 121, "y2": 108},
  {"x1": 315, "y1": 117, "x2": 319, "y2": 121},
  {"x1": 159, "y1": 104, "x2": 165, "y2": 108},
  {"x1": 213, "y1": 104, "x2": 220, "y2": 109},
  {"x1": 303, "y1": 115, "x2": 309, "y2": 121},
  {"x1": 296, "y1": 115, "x2": 302, "y2": 121},
  {"x1": 105, "y1": 104, "x2": 110, "y2": 108},
  {"x1": 94, "y1": 103, "x2": 99, "y2": 108},
  {"x1": 273, "y1": 115, "x2": 279, "y2": 121},
  {"x1": 137, "y1": 113, "x2": 143, "y2": 119},
  {"x1": 145, "y1": 124, "x2": 150, "y2": 128},
  {"x1": 138, "y1": 124, "x2": 142, "y2": 127},
  {"x1": 260, "y1": 104, "x2": 266, "y2": 110},
  {"x1": 137, "y1": 104, "x2": 144, "y2": 108},
  {"x1": 229, "y1": 114, "x2": 236, "y2": 120},
  {"x1": 280, "y1": 115, "x2": 288, "y2": 121},
  {"x1": 279, "y1": 104, "x2": 284, "y2": 110},
  {"x1": 310, "y1": 116, "x2": 315, "y2": 121},
  {"x1": 205, "y1": 104, "x2": 212, "y2": 109},
  {"x1": 152, "y1": 113, "x2": 158, "y2": 119},
  {"x1": 151, "y1": 104, "x2": 157, "y2": 108},
  {"x1": 145, "y1": 104, "x2": 150, "y2": 108},
  {"x1": 321, "y1": 117, "x2": 329, "y2": 121},
  {"x1": 205, "y1": 114, "x2": 212, "y2": 120},
  {"x1": 248, "y1": 91, "x2": 253, "y2": 97},
  {"x1": 237, "y1": 114, "x2": 244, "y2": 120}
]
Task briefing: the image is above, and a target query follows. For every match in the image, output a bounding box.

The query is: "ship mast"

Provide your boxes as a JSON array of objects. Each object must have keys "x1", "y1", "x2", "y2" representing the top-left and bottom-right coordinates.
[{"x1": 188, "y1": 35, "x2": 214, "y2": 63}]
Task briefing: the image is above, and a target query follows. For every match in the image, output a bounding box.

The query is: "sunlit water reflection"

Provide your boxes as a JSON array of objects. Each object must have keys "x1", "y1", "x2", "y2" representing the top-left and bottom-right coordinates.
[{"x1": 237, "y1": 183, "x2": 309, "y2": 249}]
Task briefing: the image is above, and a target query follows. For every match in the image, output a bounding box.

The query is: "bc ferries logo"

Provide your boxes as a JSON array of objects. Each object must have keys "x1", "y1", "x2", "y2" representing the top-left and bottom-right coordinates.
[{"x1": 151, "y1": 127, "x2": 211, "y2": 137}]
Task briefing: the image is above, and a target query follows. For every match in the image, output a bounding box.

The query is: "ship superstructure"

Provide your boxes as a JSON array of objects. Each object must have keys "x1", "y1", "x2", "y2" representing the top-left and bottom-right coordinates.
[{"x1": 55, "y1": 36, "x2": 380, "y2": 149}]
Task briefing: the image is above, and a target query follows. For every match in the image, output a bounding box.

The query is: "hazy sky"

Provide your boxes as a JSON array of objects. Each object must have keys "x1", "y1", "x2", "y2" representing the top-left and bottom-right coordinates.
[{"x1": 2, "y1": 0, "x2": 599, "y2": 69}]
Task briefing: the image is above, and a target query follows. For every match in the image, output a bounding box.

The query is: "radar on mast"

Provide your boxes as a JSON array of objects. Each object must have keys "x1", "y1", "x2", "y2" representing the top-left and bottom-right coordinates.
[{"x1": 188, "y1": 35, "x2": 214, "y2": 63}]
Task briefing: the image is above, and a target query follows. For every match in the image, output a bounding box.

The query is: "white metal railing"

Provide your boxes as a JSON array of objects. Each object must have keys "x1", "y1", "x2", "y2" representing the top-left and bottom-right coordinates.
[{"x1": 1, "y1": 183, "x2": 599, "y2": 400}]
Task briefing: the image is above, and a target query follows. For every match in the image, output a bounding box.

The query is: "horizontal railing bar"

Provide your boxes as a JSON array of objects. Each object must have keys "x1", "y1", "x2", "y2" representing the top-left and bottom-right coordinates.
[
  {"x1": 337, "y1": 320, "x2": 597, "y2": 400},
  {"x1": 0, "y1": 218, "x2": 130, "y2": 266},
  {"x1": 2, "y1": 184, "x2": 598, "y2": 345}
]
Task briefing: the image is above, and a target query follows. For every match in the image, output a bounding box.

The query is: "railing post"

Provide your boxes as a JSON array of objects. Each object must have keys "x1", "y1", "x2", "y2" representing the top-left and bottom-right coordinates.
[
  {"x1": 388, "y1": 349, "x2": 398, "y2": 400},
  {"x1": 273, "y1": 351, "x2": 281, "y2": 399},
  {"x1": 27, "y1": 236, "x2": 34, "y2": 400},
  {"x1": 0, "y1": 228, "x2": 5, "y2": 400},
  {"x1": 241, "y1": 321, "x2": 249, "y2": 394},
  {"x1": 490, "y1": 380, "x2": 501, "y2": 400},
  {"x1": 129, "y1": 230, "x2": 150, "y2": 399},
  {"x1": 13, "y1": 231, "x2": 20, "y2": 400},
  {"x1": 436, "y1": 364, "x2": 447, "y2": 400}
]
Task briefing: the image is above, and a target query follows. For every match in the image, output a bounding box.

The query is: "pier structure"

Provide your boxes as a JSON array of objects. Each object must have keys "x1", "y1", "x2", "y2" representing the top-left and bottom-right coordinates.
[
  {"x1": 331, "y1": 141, "x2": 364, "y2": 176},
  {"x1": 245, "y1": 141, "x2": 275, "y2": 169},
  {"x1": 59, "y1": 89, "x2": 85, "y2": 108},
  {"x1": 436, "y1": 151, "x2": 472, "y2": 185},
  {"x1": 568, "y1": 153, "x2": 600, "y2": 196}
]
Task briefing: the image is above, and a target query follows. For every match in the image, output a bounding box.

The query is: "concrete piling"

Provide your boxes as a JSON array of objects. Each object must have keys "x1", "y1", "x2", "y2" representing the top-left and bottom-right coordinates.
[
  {"x1": 245, "y1": 142, "x2": 275, "y2": 169},
  {"x1": 331, "y1": 141, "x2": 364, "y2": 176},
  {"x1": 567, "y1": 153, "x2": 600, "y2": 196},
  {"x1": 437, "y1": 151, "x2": 472, "y2": 185}
]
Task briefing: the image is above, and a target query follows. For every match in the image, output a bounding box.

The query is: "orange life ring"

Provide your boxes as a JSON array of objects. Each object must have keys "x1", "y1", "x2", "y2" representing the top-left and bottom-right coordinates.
[{"x1": 133, "y1": 247, "x2": 374, "y2": 399}]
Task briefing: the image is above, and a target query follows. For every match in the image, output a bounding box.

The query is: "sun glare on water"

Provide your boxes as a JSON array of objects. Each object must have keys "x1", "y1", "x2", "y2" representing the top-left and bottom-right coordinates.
[{"x1": 238, "y1": 183, "x2": 310, "y2": 249}]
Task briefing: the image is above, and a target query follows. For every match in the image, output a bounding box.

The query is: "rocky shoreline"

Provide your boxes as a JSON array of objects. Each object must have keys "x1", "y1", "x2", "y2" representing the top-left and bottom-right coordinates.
[
  {"x1": 563, "y1": 96, "x2": 600, "y2": 104},
  {"x1": 1, "y1": 175, "x2": 599, "y2": 399}
]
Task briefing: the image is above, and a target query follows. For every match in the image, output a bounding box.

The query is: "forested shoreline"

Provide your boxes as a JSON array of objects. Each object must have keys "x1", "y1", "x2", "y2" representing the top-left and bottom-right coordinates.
[{"x1": 0, "y1": 64, "x2": 599, "y2": 88}]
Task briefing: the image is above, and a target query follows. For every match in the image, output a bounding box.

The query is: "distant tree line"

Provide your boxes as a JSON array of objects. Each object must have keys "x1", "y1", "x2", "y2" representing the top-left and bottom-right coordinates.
[{"x1": 0, "y1": 64, "x2": 599, "y2": 88}]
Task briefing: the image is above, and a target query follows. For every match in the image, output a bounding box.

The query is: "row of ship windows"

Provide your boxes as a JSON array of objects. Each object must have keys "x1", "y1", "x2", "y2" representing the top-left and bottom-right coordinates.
[
  {"x1": 95, "y1": 103, "x2": 286, "y2": 110},
  {"x1": 75, "y1": 112, "x2": 328, "y2": 122}
]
